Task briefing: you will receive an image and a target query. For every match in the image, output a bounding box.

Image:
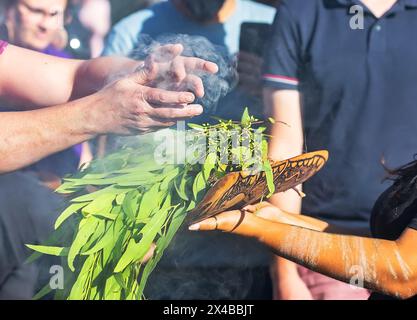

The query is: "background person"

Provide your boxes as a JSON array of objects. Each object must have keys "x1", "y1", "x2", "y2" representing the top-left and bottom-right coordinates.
[
  {"x1": 1, "y1": 0, "x2": 92, "y2": 186},
  {"x1": 263, "y1": 0, "x2": 416, "y2": 300}
]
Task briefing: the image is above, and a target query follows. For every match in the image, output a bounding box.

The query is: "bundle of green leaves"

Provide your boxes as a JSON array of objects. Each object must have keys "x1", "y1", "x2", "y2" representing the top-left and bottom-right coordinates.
[{"x1": 27, "y1": 109, "x2": 275, "y2": 300}]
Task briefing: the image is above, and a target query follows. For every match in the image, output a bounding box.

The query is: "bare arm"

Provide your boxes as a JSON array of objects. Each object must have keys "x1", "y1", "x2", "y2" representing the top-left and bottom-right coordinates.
[
  {"x1": 0, "y1": 96, "x2": 99, "y2": 173},
  {"x1": 0, "y1": 44, "x2": 140, "y2": 109},
  {"x1": 263, "y1": 87, "x2": 308, "y2": 299},
  {"x1": 0, "y1": 44, "x2": 218, "y2": 173},
  {"x1": 192, "y1": 212, "x2": 417, "y2": 299}
]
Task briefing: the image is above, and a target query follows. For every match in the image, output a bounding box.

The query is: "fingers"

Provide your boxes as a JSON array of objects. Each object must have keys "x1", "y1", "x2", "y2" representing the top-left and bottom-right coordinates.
[
  {"x1": 170, "y1": 57, "x2": 187, "y2": 82},
  {"x1": 242, "y1": 202, "x2": 270, "y2": 213},
  {"x1": 175, "y1": 74, "x2": 205, "y2": 98},
  {"x1": 123, "y1": 117, "x2": 176, "y2": 135},
  {"x1": 132, "y1": 59, "x2": 159, "y2": 85},
  {"x1": 189, "y1": 216, "x2": 219, "y2": 231},
  {"x1": 189, "y1": 210, "x2": 248, "y2": 232},
  {"x1": 144, "y1": 87, "x2": 196, "y2": 105},
  {"x1": 151, "y1": 104, "x2": 203, "y2": 119},
  {"x1": 182, "y1": 56, "x2": 219, "y2": 74},
  {"x1": 125, "y1": 104, "x2": 203, "y2": 134},
  {"x1": 151, "y1": 44, "x2": 184, "y2": 62}
]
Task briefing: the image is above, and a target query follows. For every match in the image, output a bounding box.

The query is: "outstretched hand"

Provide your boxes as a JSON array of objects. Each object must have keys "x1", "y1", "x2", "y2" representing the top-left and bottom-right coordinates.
[
  {"x1": 137, "y1": 44, "x2": 219, "y2": 98},
  {"x1": 188, "y1": 202, "x2": 287, "y2": 237},
  {"x1": 92, "y1": 44, "x2": 219, "y2": 135}
]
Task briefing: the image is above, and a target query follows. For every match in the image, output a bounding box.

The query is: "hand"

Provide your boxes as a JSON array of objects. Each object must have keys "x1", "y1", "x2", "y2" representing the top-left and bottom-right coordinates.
[
  {"x1": 142, "y1": 44, "x2": 219, "y2": 98},
  {"x1": 89, "y1": 64, "x2": 204, "y2": 136},
  {"x1": 237, "y1": 51, "x2": 263, "y2": 97},
  {"x1": 89, "y1": 44, "x2": 218, "y2": 135},
  {"x1": 188, "y1": 208, "x2": 265, "y2": 238},
  {"x1": 242, "y1": 202, "x2": 290, "y2": 224},
  {"x1": 188, "y1": 202, "x2": 290, "y2": 234}
]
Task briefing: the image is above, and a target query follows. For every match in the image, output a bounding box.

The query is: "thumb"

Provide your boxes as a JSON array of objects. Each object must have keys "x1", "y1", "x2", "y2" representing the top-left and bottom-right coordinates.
[{"x1": 131, "y1": 58, "x2": 159, "y2": 85}]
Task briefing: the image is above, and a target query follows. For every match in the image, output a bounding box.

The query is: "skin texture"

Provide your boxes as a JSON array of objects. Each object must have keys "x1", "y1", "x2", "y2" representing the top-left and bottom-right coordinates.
[
  {"x1": 0, "y1": 43, "x2": 218, "y2": 173},
  {"x1": 6, "y1": 0, "x2": 68, "y2": 51},
  {"x1": 189, "y1": 204, "x2": 417, "y2": 299}
]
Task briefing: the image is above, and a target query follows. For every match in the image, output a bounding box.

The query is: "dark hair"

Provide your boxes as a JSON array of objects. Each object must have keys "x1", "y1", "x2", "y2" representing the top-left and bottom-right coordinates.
[{"x1": 385, "y1": 157, "x2": 417, "y2": 186}]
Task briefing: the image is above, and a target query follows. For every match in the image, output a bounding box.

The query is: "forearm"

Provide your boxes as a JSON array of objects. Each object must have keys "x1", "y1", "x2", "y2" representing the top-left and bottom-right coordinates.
[
  {"x1": 0, "y1": 45, "x2": 140, "y2": 108},
  {"x1": 0, "y1": 95, "x2": 101, "y2": 173},
  {"x1": 253, "y1": 221, "x2": 417, "y2": 299},
  {"x1": 265, "y1": 87, "x2": 305, "y2": 281},
  {"x1": 72, "y1": 57, "x2": 141, "y2": 99},
  {"x1": 269, "y1": 192, "x2": 303, "y2": 278}
]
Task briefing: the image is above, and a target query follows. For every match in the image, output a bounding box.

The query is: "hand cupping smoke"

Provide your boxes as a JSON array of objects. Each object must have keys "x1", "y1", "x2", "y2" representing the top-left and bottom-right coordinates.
[{"x1": 130, "y1": 34, "x2": 238, "y2": 115}]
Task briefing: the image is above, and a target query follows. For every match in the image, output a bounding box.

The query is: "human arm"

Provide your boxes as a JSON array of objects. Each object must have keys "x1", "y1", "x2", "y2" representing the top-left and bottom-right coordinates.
[
  {"x1": 264, "y1": 87, "x2": 310, "y2": 299},
  {"x1": 0, "y1": 44, "x2": 218, "y2": 172},
  {"x1": 0, "y1": 43, "x2": 218, "y2": 109},
  {"x1": 191, "y1": 211, "x2": 417, "y2": 299}
]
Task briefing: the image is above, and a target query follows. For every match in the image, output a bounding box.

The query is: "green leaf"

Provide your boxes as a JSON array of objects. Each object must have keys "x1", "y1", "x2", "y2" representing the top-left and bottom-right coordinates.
[
  {"x1": 122, "y1": 191, "x2": 140, "y2": 221},
  {"x1": 114, "y1": 273, "x2": 128, "y2": 290},
  {"x1": 187, "y1": 200, "x2": 196, "y2": 212},
  {"x1": 192, "y1": 172, "x2": 207, "y2": 201},
  {"x1": 68, "y1": 254, "x2": 95, "y2": 300},
  {"x1": 137, "y1": 184, "x2": 160, "y2": 221},
  {"x1": 81, "y1": 223, "x2": 114, "y2": 256},
  {"x1": 137, "y1": 206, "x2": 187, "y2": 298},
  {"x1": 160, "y1": 167, "x2": 181, "y2": 191},
  {"x1": 203, "y1": 153, "x2": 217, "y2": 181},
  {"x1": 114, "y1": 207, "x2": 169, "y2": 273},
  {"x1": 67, "y1": 218, "x2": 100, "y2": 272},
  {"x1": 55, "y1": 202, "x2": 87, "y2": 230},
  {"x1": 32, "y1": 283, "x2": 53, "y2": 300},
  {"x1": 26, "y1": 245, "x2": 69, "y2": 257},
  {"x1": 82, "y1": 193, "x2": 115, "y2": 216},
  {"x1": 115, "y1": 193, "x2": 126, "y2": 205},
  {"x1": 241, "y1": 107, "x2": 250, "y2": 125},
  {"x1": 173, "y1": 174, "x2": 191, "y2": 201},
  {"x1": 264, "y1": 160, "x2": 275, "y2": 197},
  {"x1": 71, "y1": 185, "x2": 132, "y2": 203},
  {"x1": 187, "y1": 123, "x2": 205, "y2": 131}
]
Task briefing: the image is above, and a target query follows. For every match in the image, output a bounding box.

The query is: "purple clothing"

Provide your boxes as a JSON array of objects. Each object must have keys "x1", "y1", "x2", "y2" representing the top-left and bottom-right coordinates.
[
  {"x1": 43, "y1": 45, "x2": 71, "y2": 58},
  {"x1": 0, "y1": 40, "x2": 7, "y2": 55}
]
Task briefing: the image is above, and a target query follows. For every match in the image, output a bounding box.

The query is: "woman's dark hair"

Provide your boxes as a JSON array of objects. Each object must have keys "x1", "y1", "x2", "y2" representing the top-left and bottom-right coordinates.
[{"x1": 385, "y1": 157, "x2": 417, "y2": 185}]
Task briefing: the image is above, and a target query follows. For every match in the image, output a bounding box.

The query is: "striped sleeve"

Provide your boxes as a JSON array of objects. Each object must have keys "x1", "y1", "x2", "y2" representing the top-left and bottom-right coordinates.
[
  {"x1": 263, "y1": 3, "x2": 301, "y2": 90},
  {"x1": 0, "y1": 40, "x2": 8, "y2": 55}
]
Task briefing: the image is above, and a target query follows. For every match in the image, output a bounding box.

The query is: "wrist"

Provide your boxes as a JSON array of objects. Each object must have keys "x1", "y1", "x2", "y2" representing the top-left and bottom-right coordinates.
[{"x1": 74, "y1": 93, "x2": 105, "y2": 137}]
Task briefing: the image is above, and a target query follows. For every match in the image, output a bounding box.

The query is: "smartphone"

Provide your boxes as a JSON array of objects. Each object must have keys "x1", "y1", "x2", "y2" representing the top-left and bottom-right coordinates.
[{"x1": 239, "y1": 22, "x2": 272, "y2": 57}]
